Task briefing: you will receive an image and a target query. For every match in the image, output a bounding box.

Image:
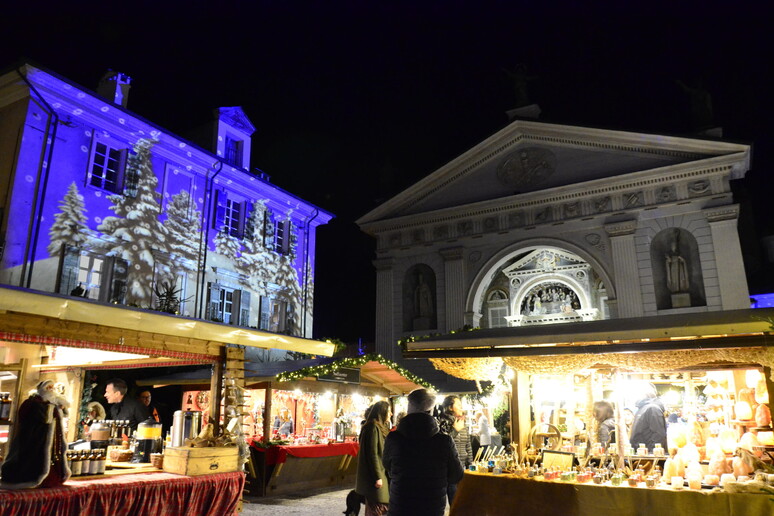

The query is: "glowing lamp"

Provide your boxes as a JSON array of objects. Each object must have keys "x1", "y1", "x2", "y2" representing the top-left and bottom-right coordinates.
[{"x1": 734, "y1": 401, "x2": 753, "y2": 421}]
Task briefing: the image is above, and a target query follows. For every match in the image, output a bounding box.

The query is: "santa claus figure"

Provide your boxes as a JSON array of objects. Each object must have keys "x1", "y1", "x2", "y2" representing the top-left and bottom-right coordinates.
[{"x1": 0, "y1": 380, "x2": 71, "y2": 488}]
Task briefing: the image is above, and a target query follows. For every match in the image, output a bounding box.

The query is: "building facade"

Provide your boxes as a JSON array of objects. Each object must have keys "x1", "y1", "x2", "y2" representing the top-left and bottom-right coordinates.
[
  {"x1": 358, "y1": 120, "x2": 751, "y2": 360},
  {"x1": 0, "y1": 64, "x2": 332, "y2": 338}
]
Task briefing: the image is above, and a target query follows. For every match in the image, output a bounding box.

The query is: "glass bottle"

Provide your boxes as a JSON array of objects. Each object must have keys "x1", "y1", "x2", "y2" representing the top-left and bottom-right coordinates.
[
  {"x1": 70, "y1": 451, "x2": 82, "y2": 476},
  {"x1": 81, "y1": 450, "x2": 91, "y2": 475}
]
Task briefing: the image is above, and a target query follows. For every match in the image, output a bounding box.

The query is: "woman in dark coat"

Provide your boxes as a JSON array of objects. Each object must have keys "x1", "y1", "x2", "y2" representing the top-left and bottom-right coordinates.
[
  {"x1": 436, "y1": 395, "x2": 471, "y2": 504},
  {"x1": 356, "y1": 400, "x2": 392, "y2": 515}
]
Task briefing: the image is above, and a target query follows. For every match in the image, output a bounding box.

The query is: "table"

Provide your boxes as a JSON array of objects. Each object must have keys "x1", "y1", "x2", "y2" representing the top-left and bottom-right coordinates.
[
  {"x1": 248, "y1": 441, "x2": 359, "y2": 496},
  {"x1": 0, "y1": 471, "x2": 245, "y2": 516},
  {"x1": 450, "y1": 471, "x2": 774, "y2": 516}
]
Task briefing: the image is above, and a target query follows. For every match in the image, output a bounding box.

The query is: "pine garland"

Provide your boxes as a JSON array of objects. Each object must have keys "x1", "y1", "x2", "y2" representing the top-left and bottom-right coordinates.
[{"x1": 276, "y1": 353, "x2": 435, "y2": 390}]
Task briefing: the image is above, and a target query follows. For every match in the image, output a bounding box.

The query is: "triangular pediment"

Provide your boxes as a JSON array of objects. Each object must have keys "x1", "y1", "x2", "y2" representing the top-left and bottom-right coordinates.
[
  {"x1": 358, "y1": 120, "x2": 750, "y2": 227},
  {"x1": 217, "y1": 106, "x2": 256, "y2": 135},
  {"x1": 504, "y1": 249, "x2": 585, "y2": 276}
]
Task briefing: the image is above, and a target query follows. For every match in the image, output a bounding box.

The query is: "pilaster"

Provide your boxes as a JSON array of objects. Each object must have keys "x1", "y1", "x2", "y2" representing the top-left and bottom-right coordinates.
[
  {"x1": 604, "y1": 219, "x2": 644, "y2": 318},
  {"x1": 440, "y1": 247, "x2": 465, "y2": 332},
  {"x1": 373, "y1": 258, "x2": 396, "y2": 360},
  {"x1": 704, "y1": 205, "x2": 749, "y2": 309}
]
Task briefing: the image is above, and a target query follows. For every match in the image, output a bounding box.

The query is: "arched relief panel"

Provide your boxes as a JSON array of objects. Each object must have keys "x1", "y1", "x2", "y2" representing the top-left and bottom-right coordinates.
[
  {"x1": 512, "y1": 273, "x2": 588, "y2": 317},
  {"x1": 466, "y1": 237, "x2": 615, "y2": 321},
  {"x1": 651, "y1": 227, "x2": 706, "y2": 310},
  {"x1": 402, "y1": 263, "x2": 438, "y2": 332}
]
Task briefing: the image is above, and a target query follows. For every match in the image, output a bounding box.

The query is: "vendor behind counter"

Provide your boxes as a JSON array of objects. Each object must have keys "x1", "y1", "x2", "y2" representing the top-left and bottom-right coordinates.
[{"x1": 104, "y1": 378, "x2": 149, "y2": 432}]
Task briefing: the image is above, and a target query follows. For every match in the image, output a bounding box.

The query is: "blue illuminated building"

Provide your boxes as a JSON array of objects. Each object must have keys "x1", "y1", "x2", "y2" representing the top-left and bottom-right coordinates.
[{"x1": 0, "y1": 64, "x2": 332, "y2": 338}]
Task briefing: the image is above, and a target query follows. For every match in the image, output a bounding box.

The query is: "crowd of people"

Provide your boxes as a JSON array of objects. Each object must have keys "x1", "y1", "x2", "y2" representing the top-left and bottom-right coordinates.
[{"x1": 352, "y1": 389, "x2": 497, "y2": 516}]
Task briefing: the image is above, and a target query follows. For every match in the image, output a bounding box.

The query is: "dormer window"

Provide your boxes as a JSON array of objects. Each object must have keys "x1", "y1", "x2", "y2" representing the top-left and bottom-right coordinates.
[{"x1": 225, "y1": 136, "x2": 243, "y2": 168}]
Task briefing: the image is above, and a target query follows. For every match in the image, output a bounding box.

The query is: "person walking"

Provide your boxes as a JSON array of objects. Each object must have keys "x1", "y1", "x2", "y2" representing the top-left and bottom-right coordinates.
[
  {"x1": 356, "y1": 400, "x2": 391, "y2": 515},
  {"x1": 436, "y1": 395, "x2": 471, "y2": 505},
  {"x1": 630, "y1": 383, "x2": 667, "y2": 452},
  {"x1": 383, "y1": 389, "x2": 464, "y2": 516}
]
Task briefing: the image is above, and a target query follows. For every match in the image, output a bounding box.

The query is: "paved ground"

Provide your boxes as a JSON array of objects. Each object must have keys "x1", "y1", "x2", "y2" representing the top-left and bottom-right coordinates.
[
  {"x1": 241, "y1": 485, "x2": 452, "y2": 515},
  {"x1": 242, "y1": 485, "x2": 352, "y2": 515}
]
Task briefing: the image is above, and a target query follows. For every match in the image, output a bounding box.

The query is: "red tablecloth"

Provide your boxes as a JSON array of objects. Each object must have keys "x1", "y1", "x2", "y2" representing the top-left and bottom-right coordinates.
[
  {"x1": 0, "y1": 471, "x2": 245, "y2": 516},
  {"x1": 250, "y1": 441, "x2": 359, "y2": 465}
]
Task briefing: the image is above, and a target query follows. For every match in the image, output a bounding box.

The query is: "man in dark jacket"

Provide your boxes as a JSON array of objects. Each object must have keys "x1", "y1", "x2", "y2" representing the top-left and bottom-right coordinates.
[
  {"x1": 629, "y1": 382, "x2": 667, "y2": 451},
  {"x1": 105, "y1": 378, "x2": 149, "y2": 432},
  {"x1": 383, "y1": 389, "x2": 464, "y2": 516}
]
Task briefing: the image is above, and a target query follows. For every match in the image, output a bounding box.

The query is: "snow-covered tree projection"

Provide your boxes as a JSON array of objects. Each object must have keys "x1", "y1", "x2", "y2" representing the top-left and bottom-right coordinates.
[
  {"x1": 47, "y1": 182, "x2": 93, "y2": 256},
  {"x1": 214, "y1": 228, "x2": 242, "y2": 262},
  {"x1": 97, "y1": 138, "x2": 168, "y2": 305},
  {"x1": 239, "y1": 200, "x2": 277, "y2": 294},
  {"x1": 163, "y1": 190, "x2": 202, "y2": 274}
]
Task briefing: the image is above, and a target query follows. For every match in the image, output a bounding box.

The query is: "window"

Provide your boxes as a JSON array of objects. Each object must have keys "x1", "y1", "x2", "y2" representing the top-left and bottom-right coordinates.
[
  {"x1": 88, "y1": 142, "x2": 125, "y2": 192},
  {"x1": 259, "y1": 296, "x2": 287, "y2": 333},
  {"x1": 224, "y1": 199, "x2": 241, "y2": 237},
  {"x1": 212, "y1": 190, "x2": 246, "y2": 239},
  {"x1": 225, "y1": 136, "x2": 243, "y2": 168},
  {"x1": 219, "y1": 288, "x2": 235, "y2": 324},
  {"x1": 487, "y1": 290, "x2": 509, "y2": 328},
  {"x1": 207, "y1": 283, "x2": 249, "y2": 325},
  {"x1": 56, "y1": 246, "x2": 128, "y2": 304}
]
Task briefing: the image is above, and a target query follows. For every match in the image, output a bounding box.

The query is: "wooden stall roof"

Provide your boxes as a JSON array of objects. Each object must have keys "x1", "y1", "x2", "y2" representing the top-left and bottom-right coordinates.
[
  {"x1": 404, "y1": 308, "x2": 774, "y2": 358},
  {"x1": 0, "y1": 286, "x2": 335, "y2": 361},
  {"x1": 138, "y1": 354, "x2": 434, "y2": 395}
]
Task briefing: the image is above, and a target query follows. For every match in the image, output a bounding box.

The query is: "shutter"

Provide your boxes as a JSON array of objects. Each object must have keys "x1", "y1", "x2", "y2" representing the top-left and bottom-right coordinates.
[
  {"x1": 231, "y1": 289, "x2": 242, "y2": 326},
  {"x1": 259, "y1": 295, "x2": 271, "y2": 330},
  {"x1": 206, "y1": 282, "x2": 223, "y2": 321},
  {"x1": 212, "y1": 189, "x2": 227, "y2": 230},
  {"x1": 110, "y1": 256, "x2": 129, "y2": 304},
  {"x1": 120, "y1": 148, "x2": 137, "y2": 197},
  {"x1": 239, "y1": 290, "x2": 251, "y2": 327},
  {"x1": 284, "y1": 300, "x2": 294, "y2": 335},
  {"x1": 57, "y1": 245, "x2": 81, "y2": 295},
  {"x1": 241, "y1": 201, "x2": 253, "y2": 241}
]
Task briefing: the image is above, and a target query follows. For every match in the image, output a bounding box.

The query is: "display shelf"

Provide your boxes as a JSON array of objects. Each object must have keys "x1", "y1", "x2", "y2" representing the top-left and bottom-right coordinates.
[{"x1": 0, "y1": 358, "x2": 27, "y2": 461}]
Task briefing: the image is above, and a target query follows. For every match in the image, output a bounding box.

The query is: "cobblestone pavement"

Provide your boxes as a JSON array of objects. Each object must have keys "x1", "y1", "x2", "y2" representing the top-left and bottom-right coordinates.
[
  {"x1": 241, "y1": 485, "x2": 452, "y2": 515},
  {"x1": 242, "y1": 485, "x2": 353, "y2": 515}
]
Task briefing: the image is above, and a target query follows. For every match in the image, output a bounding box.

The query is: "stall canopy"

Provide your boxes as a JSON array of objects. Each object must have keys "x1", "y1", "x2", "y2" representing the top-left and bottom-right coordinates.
[
  {"x1": 138, "y1": 354, "x2": 434, "y2": 395},
  {"x1": 400, "y1": 308, "x2": 774, "y2": 380},
  {"x1": 0, "y1": 285, "x2": 335, "y2": 367}
]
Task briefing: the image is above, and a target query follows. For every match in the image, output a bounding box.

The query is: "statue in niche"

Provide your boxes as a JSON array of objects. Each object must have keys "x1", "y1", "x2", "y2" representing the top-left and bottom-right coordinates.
[
  {"x1": 414, "y1": 273, "x2": 433, "y2": 318},
  {"x1": 502, "y1": 63, "x2": 538, "y2": 108},
  {"x1": 665, "y1": 236, "x2": 689, "y2": 294}
]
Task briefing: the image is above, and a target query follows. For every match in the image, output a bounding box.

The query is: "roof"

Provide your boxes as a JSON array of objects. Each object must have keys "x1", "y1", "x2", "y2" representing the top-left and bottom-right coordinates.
[
  {"x1": 0, "y1": 285, "x2": 335, "y2": 358},
  {"x1": 403, "y1": 308, "x2": 774, "y2": 358},
  {"x1": 138, "y1": 354, "x2": 436, "y2": 395}
]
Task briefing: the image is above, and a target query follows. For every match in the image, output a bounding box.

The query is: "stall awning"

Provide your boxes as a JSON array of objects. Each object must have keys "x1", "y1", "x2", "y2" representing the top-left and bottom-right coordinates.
[
  {"x1": 137, "y1": 354, "x2": 435, "y2": 395},
  {"x1": 0, "y1": 285, "x2": 335, "y2": 358},
  {"x1": 405, "y1": 308, "x2": 774, "y2": 357},
  {"x1": 401, "y1": 308, "x2": 774, "y2": 380}
]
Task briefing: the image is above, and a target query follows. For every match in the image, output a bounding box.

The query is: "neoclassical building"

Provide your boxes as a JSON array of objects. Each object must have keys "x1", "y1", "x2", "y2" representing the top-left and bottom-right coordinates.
[{"x1": 357, "y1": 120, "x2": 751, "y2": 360}]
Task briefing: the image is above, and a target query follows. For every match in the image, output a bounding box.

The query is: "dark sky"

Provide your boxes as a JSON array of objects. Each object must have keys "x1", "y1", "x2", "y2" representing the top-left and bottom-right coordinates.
[{"x1": 3, "y1": 2, "x2": 773, "y2": 343}]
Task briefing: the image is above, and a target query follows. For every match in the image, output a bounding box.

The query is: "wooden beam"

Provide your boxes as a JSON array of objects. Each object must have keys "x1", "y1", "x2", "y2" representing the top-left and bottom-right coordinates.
[{"x1": 210, "y1": 347, "x2": 225, "y2": 434}]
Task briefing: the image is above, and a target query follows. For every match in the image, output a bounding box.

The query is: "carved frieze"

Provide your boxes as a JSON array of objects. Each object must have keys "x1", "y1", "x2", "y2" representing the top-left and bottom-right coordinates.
[
  {"x1": 656, "y1": 186, "x2": 676, "y2": 203},
  {"x1": 534, "y1": 206, "x2": 552, "y2": 224},
  {"x1": 584, "y1": 233, "x2": 606, "y2": 251},
  {"x1": 483, "y1": 217, "x2": 498, "y2": 232},
  {"x1": 623, "y1": 191, "x2": 644, "y2": 209},
  {"x1": 508, "y1": 211, "x2": 525, "y2": 228},
  {"x1": 433, "y1": 225, "x2": 449, "y2": 239},
  {"x1": 496, "y1": 147, "x2": 557, "y2": 190},
  {"x1": 457, "y1": 220, "x2": 474, "y2": 236},
  {"x1": 563, "y1": 202, "x2": 580, "y2": 219},
  {"x1": 688, "y1": 180, "x2": 710, "y2": 196},
  {"x1": 388, "y1": 233, "x2": 402, "y2": 247},
  {"x1": 594, "y1": 196, "x2": 611, "y2": 213},
  {"x1": 411, "y1": 229, "x2": 425, "y2": 244}
]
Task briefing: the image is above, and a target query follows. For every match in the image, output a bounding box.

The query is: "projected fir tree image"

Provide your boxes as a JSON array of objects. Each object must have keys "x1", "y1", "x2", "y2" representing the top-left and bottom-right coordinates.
[
  {"x1": 163, "y1": 191, "x2": 202, "y2": 274},
  {"x1": 239, "y1": 200, "x2": 278, "y2": 293},
  {"x1": 47, "y1": 182, "x2": 94, "y2": 256},
  {"x1": 97, "y1": 138, "x2": 169, "y2": 305}
]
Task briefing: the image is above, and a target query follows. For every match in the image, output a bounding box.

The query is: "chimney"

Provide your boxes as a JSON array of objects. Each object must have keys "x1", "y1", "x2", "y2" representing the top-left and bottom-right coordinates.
[{"x1": 97, "y1": 70, "x2": 132, "y2": 108}]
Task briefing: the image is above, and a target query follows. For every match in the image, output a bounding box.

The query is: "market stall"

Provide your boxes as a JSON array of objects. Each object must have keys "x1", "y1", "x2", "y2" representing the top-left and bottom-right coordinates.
[
  {"x1": 138, "y1": 353, "x2": 434, "y2": 496},
  {"x1": 0, "y1": 286, "x2": 333, "y2": 509},
  {"x1": 404, "y1": 308, "x2": 774, "y2": 515}
]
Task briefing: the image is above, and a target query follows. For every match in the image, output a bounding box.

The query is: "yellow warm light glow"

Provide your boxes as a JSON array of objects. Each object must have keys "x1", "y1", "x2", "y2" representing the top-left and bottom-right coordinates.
[{"x1": 32, "y1": 346, "x2": 150, "y2": 367}]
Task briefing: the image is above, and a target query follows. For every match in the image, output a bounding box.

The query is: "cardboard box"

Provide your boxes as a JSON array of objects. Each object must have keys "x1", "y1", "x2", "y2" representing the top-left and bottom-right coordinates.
[{"x1": 162, "y1": 446, "x2": 240, "y2": 476}]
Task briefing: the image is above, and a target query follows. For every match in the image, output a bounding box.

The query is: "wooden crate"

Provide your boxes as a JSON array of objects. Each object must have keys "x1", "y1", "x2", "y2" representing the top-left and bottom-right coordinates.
[{"x1": 163, "y1": 446, "x2": 240, "y2": 476}]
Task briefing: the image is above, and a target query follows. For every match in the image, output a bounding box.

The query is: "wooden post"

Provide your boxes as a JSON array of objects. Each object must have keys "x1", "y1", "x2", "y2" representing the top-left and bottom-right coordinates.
[
  {"x1": 210, "y1": 347, "x2": 225, "y2": 434},
  {"x1": 510, "y1": 370, "x2": 531, "y2": 461},
  {"x1": 764, "y1": 366, "x2": 774, "y2": 428},
  {"x1": 263, "y1": 382, "x2": 273, "y2": 444}
]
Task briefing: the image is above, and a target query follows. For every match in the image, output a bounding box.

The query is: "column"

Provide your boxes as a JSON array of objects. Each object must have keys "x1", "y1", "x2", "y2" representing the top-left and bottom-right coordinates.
[
  {"x1": 705, "y1": 205, "x2": 749, "y2": 309},
  {"x1": 604, "y1": 219, "x2": 643, "y2": 318},
  {"x1": 440, "y1": 246, "x2": 465, "y2": 332},
  {"x1": 373, "y1": 257, "x2": 396, "y2": 360}
]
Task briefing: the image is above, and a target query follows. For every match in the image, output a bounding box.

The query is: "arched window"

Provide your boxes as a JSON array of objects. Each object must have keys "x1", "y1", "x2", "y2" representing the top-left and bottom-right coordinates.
[{"x1": 487, "y1": 290, "x2": 509, "y2": 328}]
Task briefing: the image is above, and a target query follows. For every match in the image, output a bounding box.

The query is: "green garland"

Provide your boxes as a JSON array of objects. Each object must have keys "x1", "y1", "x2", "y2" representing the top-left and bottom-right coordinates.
[{"x1": 276, "y1": 353, "x2": 435, "y2": 390}]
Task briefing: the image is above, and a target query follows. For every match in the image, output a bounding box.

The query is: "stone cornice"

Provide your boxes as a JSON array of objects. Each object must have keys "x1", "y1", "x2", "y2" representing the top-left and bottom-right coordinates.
[
  {"x1": 703, "y1": 204, "x2": 740, "y2": 223},
  {"x1": 440, "y1": 247, "x2": 465, "y2": 261},
  {"x1": 373, "y1": 257, "x2": 396, "y2": 271},
  {"x1": 604, "y1": 220, "x2": 639, "y2": 237}
]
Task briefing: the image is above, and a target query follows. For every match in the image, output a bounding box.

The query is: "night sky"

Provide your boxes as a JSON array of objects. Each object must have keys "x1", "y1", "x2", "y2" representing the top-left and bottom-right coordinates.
[{"x1": 3, "y1": 2, "x2": 773, "y2": 345}]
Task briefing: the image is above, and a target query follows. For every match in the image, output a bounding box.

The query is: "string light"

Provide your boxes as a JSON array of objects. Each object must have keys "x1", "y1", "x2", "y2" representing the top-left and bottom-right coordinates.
[{"x1": 276, "y1": 353, "x2": 435, "y2": 390}]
